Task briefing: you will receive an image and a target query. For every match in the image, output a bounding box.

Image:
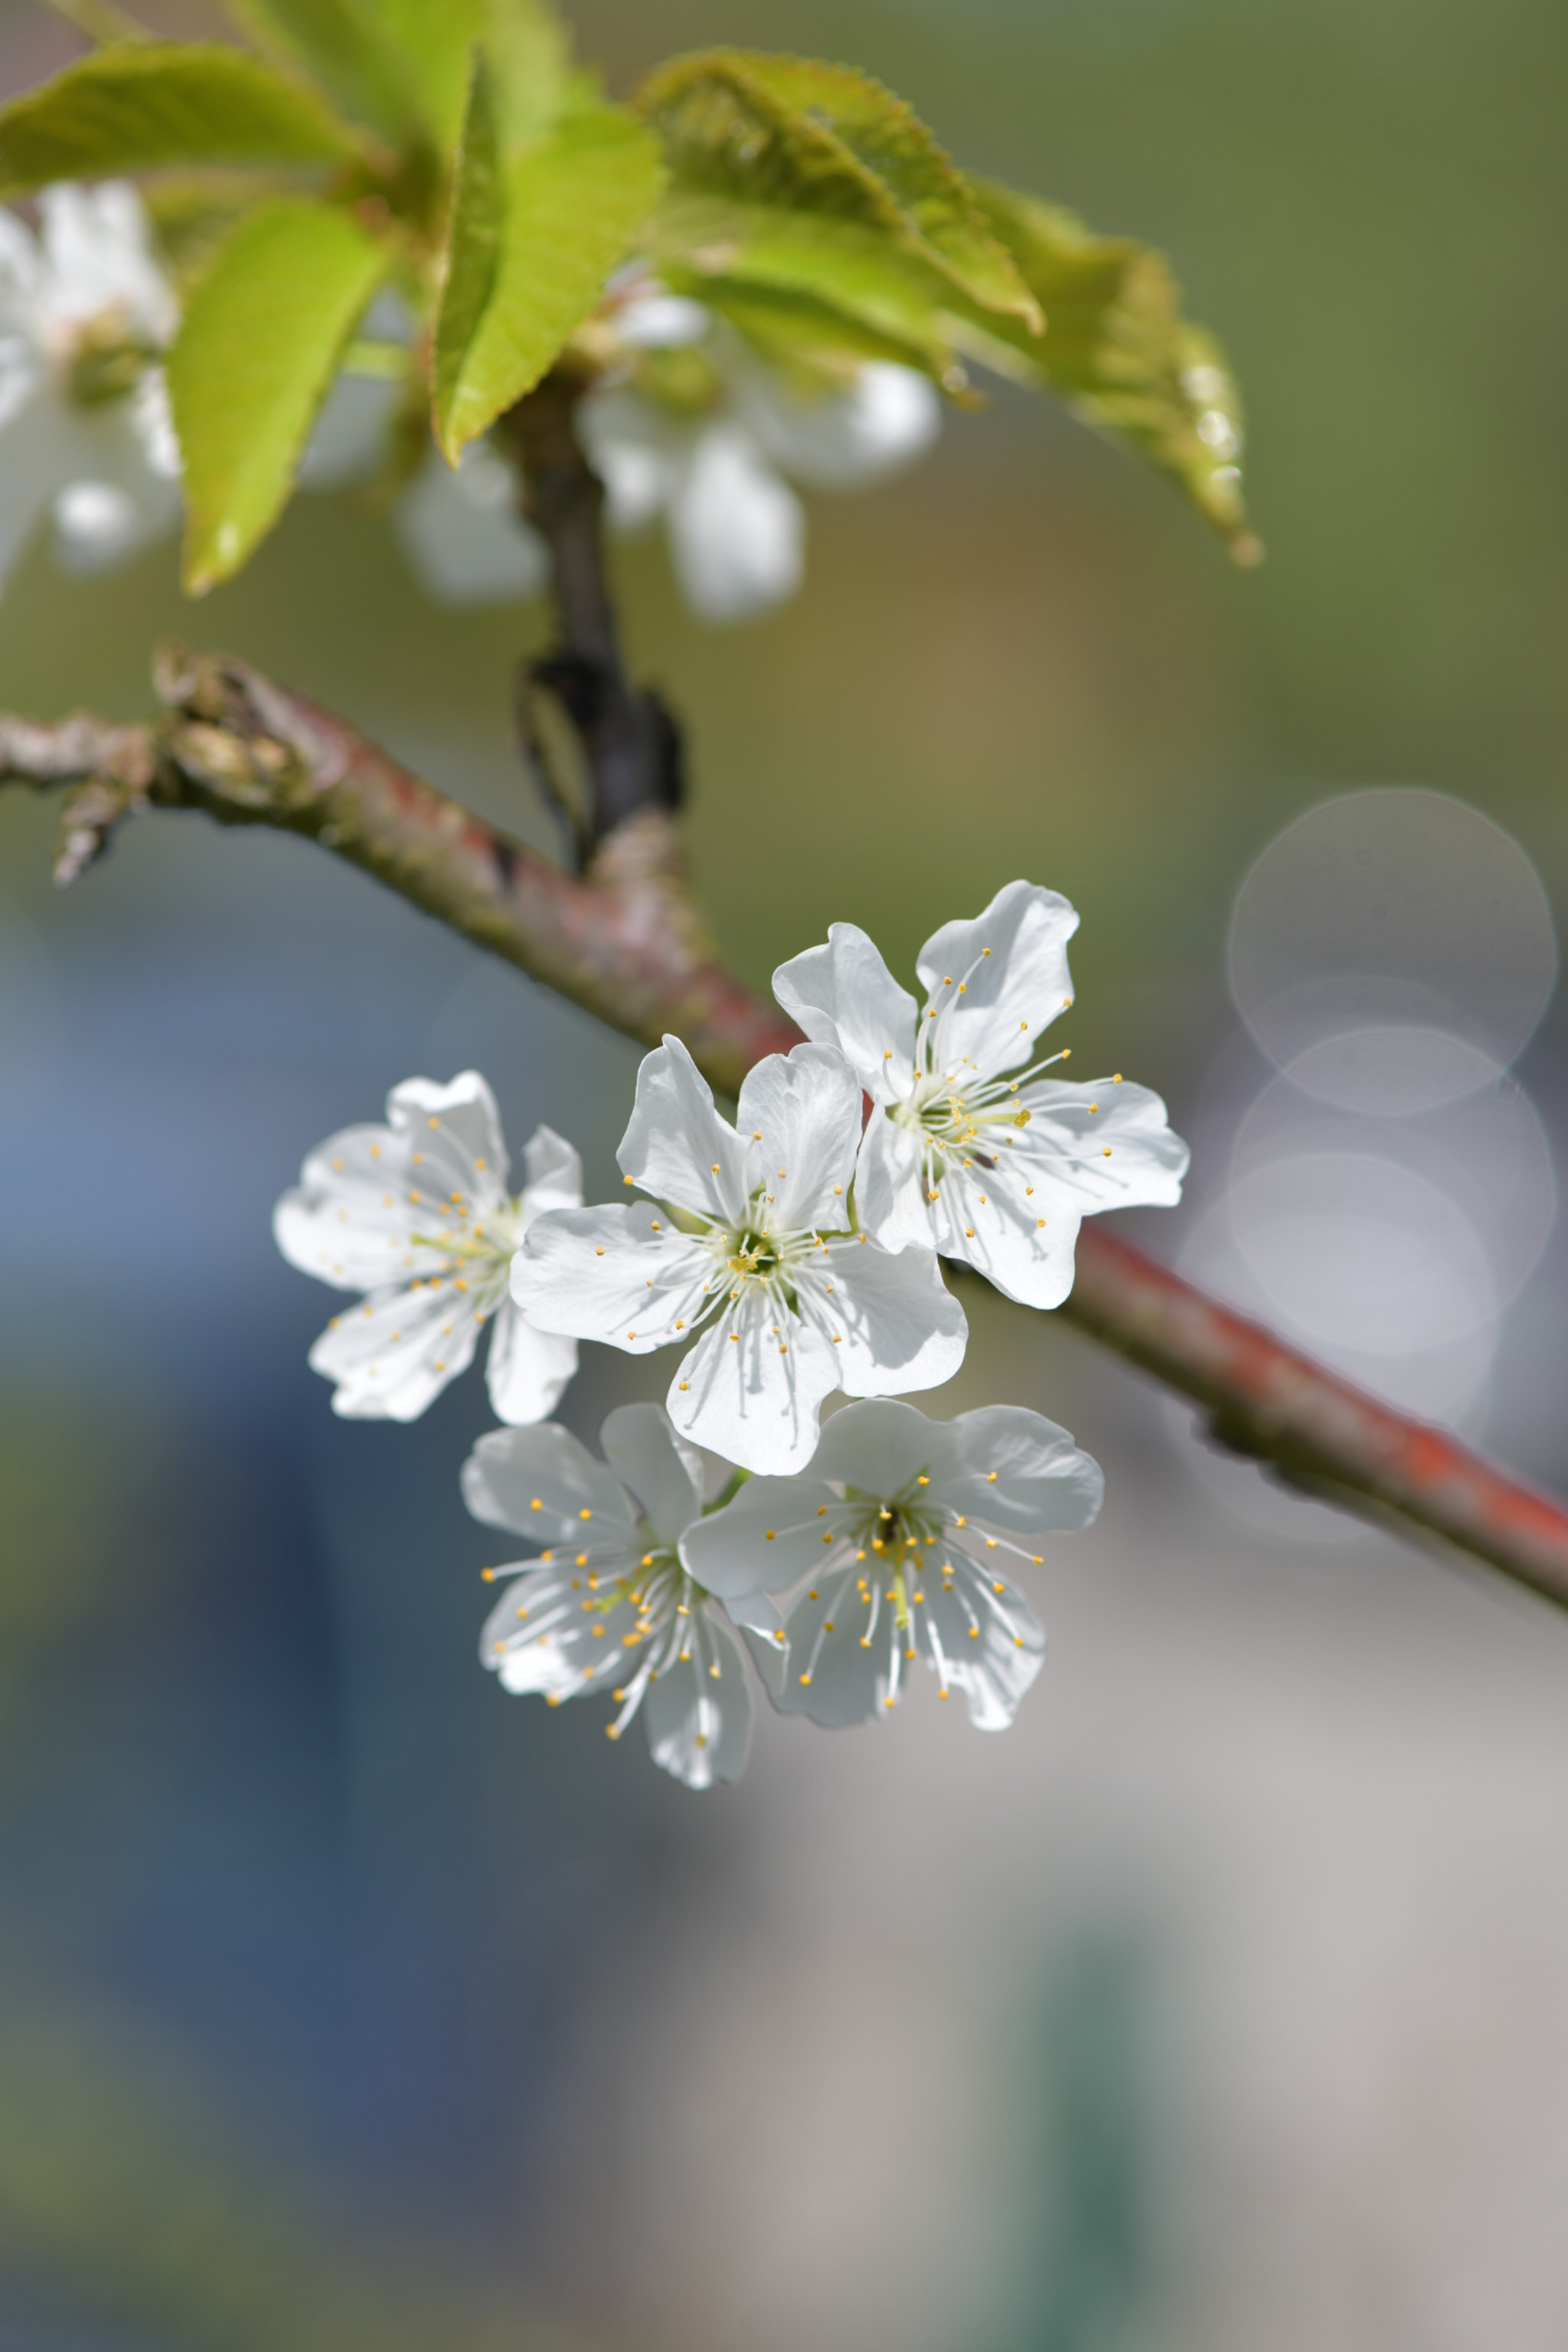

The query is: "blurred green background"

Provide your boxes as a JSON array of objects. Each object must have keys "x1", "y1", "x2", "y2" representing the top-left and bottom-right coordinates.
[{"x1": 2, "y1": 1, "x2": 1567, "y2": 2347}]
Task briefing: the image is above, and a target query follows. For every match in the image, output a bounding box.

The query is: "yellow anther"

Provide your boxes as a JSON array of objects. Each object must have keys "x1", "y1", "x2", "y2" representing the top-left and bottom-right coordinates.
[
  {"x1": 765, "y1": 1530, "x2": 776, "y2": 1540},
  {"x1": 481, "y1": 1566, "x2": 495, "y2": 1582},
  {"x1": 917, "y1": 1475, "x2": 929, "y2": 1485},
  {"x1": 1113, "y1": 1073, "x2": 1123, "y2": 1083},
  {"x1": 710, "y1": 1161, "x2": 720, "y2": 1173},
  {"x1": 679, "y1": 1380, "x2": 689, "y2": 1390},
  {"x1": 817, "y1": 1505, "x2": 827, "y2": 1517},
  {"x1": 1102, "y1": 1147, "x2": 1112, "y2": 1158}
]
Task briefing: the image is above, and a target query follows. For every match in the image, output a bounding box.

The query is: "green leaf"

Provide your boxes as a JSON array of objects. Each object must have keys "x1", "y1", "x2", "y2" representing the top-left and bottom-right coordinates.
[
  {"x1": 432, "y1": 51, "x2": 501, "y2": 448},
  {"x1": 650, "y1": 191, "x2": 960, "y2": 378},
  {"x1": 224, "y1": 0, "x2": 420, "y2": 147},
  {"x1": 362, "y1": 0, "x2": 569, "y2": 152},
  {"x1": 954, "y1": 180, "x2": 1257, "y2": 556},
  {"x1": 168, "y1": 196, "x2": 390, "y2": 590},
  {"x1": 433, "y1": 99, "x2": 662, "y2": 461},
  {"x1": 0, "y1": 43, "x2": 357, "y2": 191},
  {"x1": 637, "y1": 49, "x2": 1039, "y2": 328}
]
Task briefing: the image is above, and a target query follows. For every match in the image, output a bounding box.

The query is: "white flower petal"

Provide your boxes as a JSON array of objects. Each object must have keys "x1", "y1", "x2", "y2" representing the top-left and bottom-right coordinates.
[
  {"x1": 513, "y1": 1202, "x2": 714, "y2": 1354},
  {"x1": 740, "y1": 361, "x2": 941, "y2": 489},
  {"x1": 679, "y1": 1472, "x2": 839, "y2": 1603},
  {"x1": 387, "y1": 1069, "x2": 513, "y2": 1194},
  {"x1": 916, "y1": 879, "x2": 1080, "y2": 1076},
  {"x1": 852, "y1": 1106, "x2": 933, "y2": 1247},
  {"x1": 393, "y1": 444, "x2": 548, "y2": 605},
  {"x1": 809, "y1": 1397, "x2": 943, "y2": 1495},
  {"x1": 763, "y1": 1570, "x2": 891, "y2": 1728},
  {"x1": 615, "y1": 292, "x2": 710, "y2": 350},
  {"x1": 599, "y1": 1401, "x2": 704, "y2": 1547},
  {"x1": 38, "y1": 181, "x2": 175, "y2": 341},
  {"x1": 927, "y1": 1404, "x2": 1104, "y2": 1534},
  {"x1": 668, "y1": 421, "x2": 803, "y2": 622},
  {"x1": 641, "y1": 1609, "x2": 753, "y2": 1788},
  {"x1": 734, "y1": 1042, "x2": 862, "y2": 1230},
  {"x1": 921, "y1": 1557, "x2": 1046, "y2": 1730},
  {"x1": 667, "y1": 1289, "x2": 841, "y2": 1475},
  {"x1": 772, "y1": 922, "x2": 917, "y2": 1105},
  {"x1": 484, "y1": 1298, "x2": 577, "y2": 1426},
  {"x1": 795, "y1": 1237, "x2": 967, "y2": 1399},
  {"x1": 576, "y1": 382, "x2": 685, "y2": 529},
  {"x1": 462, "y1": 1420, "x2": 635, "y2": 1545},
  {"x1": 921, "y1": 1158, "x2": 1084, "y2": 1309},
  {"x1": 519, "y1": 1121, "x2": 583, "y2": 1216},
  {"x1": 616, "y1": 1034, "x2": 752, "y2": 1225},
  {"x1": 273, "y1": 1122, "x2": 447, "y2": 1291},
  {"x1": 1012, "y1": 1078, "x2": 1191, "y2": 1213},
  {"x1": 482, "y1": 1559, "x2": 641, "y2": 1698},
  {"x1": 309, "y1": 1280, "x2": 484, "y2": 1420}
]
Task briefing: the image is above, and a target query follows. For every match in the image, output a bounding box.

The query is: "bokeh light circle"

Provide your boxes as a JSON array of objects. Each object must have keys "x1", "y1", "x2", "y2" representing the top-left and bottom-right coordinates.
[{"x1": 1228, "y1": 789, "x2": 1556, "y2": 1106}]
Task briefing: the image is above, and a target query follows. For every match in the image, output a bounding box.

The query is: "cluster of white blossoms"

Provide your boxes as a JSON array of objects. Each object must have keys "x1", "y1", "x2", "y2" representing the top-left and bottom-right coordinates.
[
  {"x1": 0, "y1": 199, "x2": 937, "y2": 622},
  {"x1": 577, "y1": 272, "x2": 942, "y2": 622},
  {"x1": 276, "y1": 882, "x2": 1189, "y2": 1787}
]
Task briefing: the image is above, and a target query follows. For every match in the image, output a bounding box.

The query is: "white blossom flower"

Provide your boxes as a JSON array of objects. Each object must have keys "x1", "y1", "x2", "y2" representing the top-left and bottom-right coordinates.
[
  {"x1": 682, "y1": 1396, "x2": 1102, "y2": 1731},
  {"x1": 513, "y1": 1036, "x2": 968, "y2": 1475},
  {"x1": 391, "y1": 439, "x2": 549, "y2": 606},
  {"x1": 773, "y1": 880, "x2": 1191, "y2": 1309},
  {"x1": 577, "y1": 280, "x2": 942, "y2": 622},
  {"x1": 0, "y1": 182, "x2": 181, "y2": 589},
  {"x1": 469, "y1": 1404, "x2": 769, "y2": 1788},
  {"x1": 274, "y1": 1072, "x2": 580, "y2": 1423}
]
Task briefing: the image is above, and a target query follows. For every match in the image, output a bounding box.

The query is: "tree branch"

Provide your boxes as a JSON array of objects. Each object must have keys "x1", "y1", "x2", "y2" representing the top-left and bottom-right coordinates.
[{"x1": 5, "y1": 653, "x2": 1568, "y2": 1609}]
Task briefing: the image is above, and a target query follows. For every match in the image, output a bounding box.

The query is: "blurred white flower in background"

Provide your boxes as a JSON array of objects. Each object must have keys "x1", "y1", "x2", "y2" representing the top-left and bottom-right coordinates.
[
  {"x1": 776, "y1": 880, "x2": 1191, "y2": 1308},
  {"x1": 469, "y1": 1404, "x2": 773, "y2": 1788},
  {"x1": 391, "y1": 439, "x2": 549, "y2": 605},
  {"x1": 578, "y1": 275, "x2": 943, "y2": 621},
  {"x1": 274, "y1": 1071, "x2": 580, "y2": 1424},
  {"x1": 514, "y1": 1034, "x2": 969, "y2": 1474},
  {"x1": 0, "y1": 180, "x2": 180, "y2": 586},
  {"x1": 681, "y1": 1398, "x2": 1103, "y2": 1729}
]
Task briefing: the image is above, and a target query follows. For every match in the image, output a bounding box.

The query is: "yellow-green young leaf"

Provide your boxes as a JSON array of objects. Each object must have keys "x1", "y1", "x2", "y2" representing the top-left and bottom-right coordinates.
[
  {"x1": 169, "y1": 198, "x2": 389, "y2": 590},
  {"x1": 956, "y1": 179, "x2": 1256, "y2": 557},
  {"x1": 363, "y1": 0, "x2": 568, "y2": 152},
  {"x1": 0, "y1": 44, "x2": 356, "y2": 192},
  {"x1": 434, "y1": 103, "x2": 662, "y2": 461},
  {"x1": 432, "y1": 52, "x2": 501, "y2": 449},
  {"x1": 224, "y1": 0, "x2": 420, "y2": 147},
  {"x1": 651, "y1": 192, "x2": 959, "y2": 378},
  {"x1": 637, "y1": 50, "x2": 1038, "y2": 330}
]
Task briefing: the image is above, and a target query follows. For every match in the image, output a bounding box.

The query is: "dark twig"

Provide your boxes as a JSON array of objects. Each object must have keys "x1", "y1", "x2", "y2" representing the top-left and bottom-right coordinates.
[{"x1": 499, "y1": 372, "x2": 682, "y2": 847}]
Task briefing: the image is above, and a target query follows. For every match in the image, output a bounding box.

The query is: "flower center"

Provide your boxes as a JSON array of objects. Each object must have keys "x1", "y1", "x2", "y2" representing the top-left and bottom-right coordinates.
[
  {"x1": 710, "y1": 1215, "x2": 816, "y2": 1305},
  {"x1": 49, "y1": 305, "x2": 160, "y2": 406},
  {"x1": 409, "y1": 1192, "x2": 522, "y2": 1286}
]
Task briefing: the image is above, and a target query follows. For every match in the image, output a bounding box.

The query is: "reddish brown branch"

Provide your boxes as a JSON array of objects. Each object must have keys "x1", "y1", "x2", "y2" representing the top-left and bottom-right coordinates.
[
  {"x1": 5, "y1": 648, "x2": 1567, "y2": 1607},
  {"x1": 1067, "y1": 1230, "x2": 1568, "y2": 1606}
]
